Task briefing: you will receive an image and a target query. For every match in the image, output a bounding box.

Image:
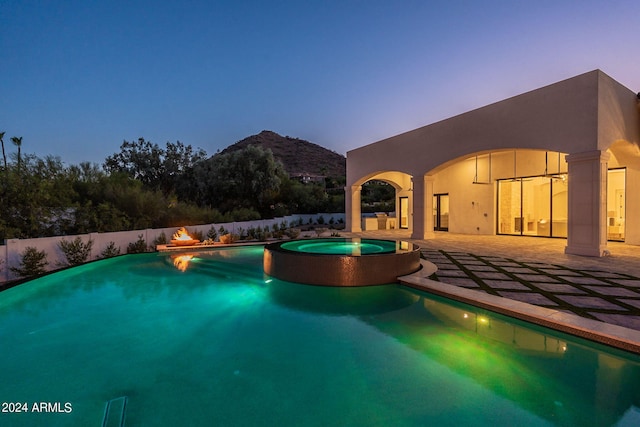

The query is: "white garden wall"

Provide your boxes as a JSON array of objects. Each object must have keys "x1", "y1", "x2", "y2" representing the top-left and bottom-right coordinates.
[{"x1": 0, "y1": 213, "x2": 345, "y2": 283}]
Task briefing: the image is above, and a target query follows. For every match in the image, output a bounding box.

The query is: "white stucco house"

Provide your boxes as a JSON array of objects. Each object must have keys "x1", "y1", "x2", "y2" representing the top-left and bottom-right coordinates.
[{"x1": 346, "y1": 70, "x2": 640, "y2": 257}]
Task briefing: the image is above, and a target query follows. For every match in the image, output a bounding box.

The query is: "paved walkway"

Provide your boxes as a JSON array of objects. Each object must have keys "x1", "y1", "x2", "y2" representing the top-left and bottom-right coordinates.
[{"x1": 353, "y1": 231, "x2": 640, "y2": 332}]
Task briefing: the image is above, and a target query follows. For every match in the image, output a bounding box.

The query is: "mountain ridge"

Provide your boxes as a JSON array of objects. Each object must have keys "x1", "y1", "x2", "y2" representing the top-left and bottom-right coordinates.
[{"x1": 219, "y1": 130, "x2": 346, "y2": 178}]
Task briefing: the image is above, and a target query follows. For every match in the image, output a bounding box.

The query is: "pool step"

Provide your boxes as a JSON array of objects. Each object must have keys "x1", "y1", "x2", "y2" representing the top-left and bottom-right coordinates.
[{"x1": 102, "y1": 396, "x2": 127, "y2": 427}]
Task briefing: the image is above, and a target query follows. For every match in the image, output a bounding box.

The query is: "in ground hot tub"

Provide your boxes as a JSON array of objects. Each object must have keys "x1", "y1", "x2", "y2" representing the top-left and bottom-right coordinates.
[{"x1": 263, "y1": 238, "x2": 421, "y2": 286}]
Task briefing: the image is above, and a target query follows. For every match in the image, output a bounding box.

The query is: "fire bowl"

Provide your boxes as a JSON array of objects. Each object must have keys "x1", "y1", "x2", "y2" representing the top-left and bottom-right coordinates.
[{"x1": 170, "y1": 239, "x2": 200, "y2": 246}]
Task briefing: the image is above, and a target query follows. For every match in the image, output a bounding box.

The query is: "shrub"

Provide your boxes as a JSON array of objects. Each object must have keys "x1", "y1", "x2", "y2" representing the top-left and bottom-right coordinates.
[
  {"x1": 58, "y1": 237, "x2": 94, "y2": 267},
  {"x1": 153, "y1": 232, "x2": 168, "y2": 246},
  {"x1": 285, "y1": 228, "x2": 301, "y2": 239},
  {"x1": 127, "y1": 234, "x2": 148, "y2": 253},
  {"x1": 228, "y1": 207, "x2": 261, "y2": 222},
  {"x1": 219, "y1": 233, "x2": 238, "y2": 244},
  {"x1": 246, "y1": 226, "x2": 257, "y2": 240},
  {"x1": 100, "y1": 242, "x2": 121, "y2": 258},
  {"x1": 206, "y1": 226, "x2": 218, "y2": 241},
  {"x1": 11, "y1": 246, "x2": 49, "y2": 278},
  {"x1": 317, "y1": 215, "x2": 325, "y2": 225},
  {"x1": 190, "y1": 228, "x2": 204, "y2": 241},
  {"x1": 236, "y1": 227, "x2": 247, "y2": 240}
]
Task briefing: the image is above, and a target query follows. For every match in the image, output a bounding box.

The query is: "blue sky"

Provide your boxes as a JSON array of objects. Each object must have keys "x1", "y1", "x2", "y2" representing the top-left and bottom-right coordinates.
[{"x1": 2, "y1": 0, "x2": 639, "y2": 165}]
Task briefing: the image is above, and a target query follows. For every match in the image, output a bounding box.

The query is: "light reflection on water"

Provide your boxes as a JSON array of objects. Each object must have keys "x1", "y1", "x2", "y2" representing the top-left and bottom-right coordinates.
[
  {"x1": 279, "y1": 238, "x2": 410, "y2": 255},
  {"x1": 0, "y1": 246, "x2": 639, "y2": 426}
]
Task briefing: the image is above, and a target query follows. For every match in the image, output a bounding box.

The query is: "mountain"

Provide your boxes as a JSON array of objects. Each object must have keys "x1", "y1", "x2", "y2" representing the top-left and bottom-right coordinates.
[{"x1": 219, "y1": 130, "x2": 346, "y2": 178}]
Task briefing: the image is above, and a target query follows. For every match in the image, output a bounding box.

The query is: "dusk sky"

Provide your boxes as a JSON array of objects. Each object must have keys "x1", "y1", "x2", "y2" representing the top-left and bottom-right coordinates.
[{"x1": 2, "y1": 0, "x2": 639, "y2": 165}]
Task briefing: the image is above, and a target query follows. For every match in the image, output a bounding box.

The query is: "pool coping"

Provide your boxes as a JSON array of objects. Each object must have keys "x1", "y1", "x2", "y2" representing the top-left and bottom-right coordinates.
[{"x1": 399, "y1": 260, "x2": 640, "y2": 355}]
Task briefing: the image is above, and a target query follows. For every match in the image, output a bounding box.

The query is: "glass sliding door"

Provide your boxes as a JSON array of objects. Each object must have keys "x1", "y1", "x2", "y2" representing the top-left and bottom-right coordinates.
[
  {"x1": 399, "y1": 197, "x2": 409, "y2": 229},
  {"x1": 433, "y1": 194, "x2": 449, "y2": 231},
  {"x1": 498, "y1": 180, "x2": 521, "y2": 235},
  {"x1": 522, "y1": 177, "x2": 551, "y2": 236},
  {"x1": 498, "y1": 176, "x2": 567, "y2": 237},
  {"x1": 551, "y1": 175, "x2": 568, "y2": 237},
  {"x1": 607, "y1": 168, "x2": 626, "y2": 241}
]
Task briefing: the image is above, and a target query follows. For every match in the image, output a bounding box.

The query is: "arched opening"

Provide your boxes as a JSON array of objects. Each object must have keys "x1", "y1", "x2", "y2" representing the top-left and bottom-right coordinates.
[
  {"x1": 417, "y1": 149, "x2": 573, "y2": 237},
  {"x1": 347, "y1": 171, "x2": 412, "y2": 233}
]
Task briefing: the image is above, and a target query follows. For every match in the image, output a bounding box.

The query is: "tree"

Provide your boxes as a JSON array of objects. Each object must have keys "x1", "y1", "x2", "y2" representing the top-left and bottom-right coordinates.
[
  {"x1": 0, "y1": 131, "x2": 6, "y2": 171},
  {"x1": 191, "y1": 145, "x2": 287, "y2": 216},
  {"x1": 10, "y1": 136, "x2": 22, "y2": 172},
  {"x1": 0, "y1": 155, "x2": 78, "y2": 240},
  {"x1": 104, "y1": 138, "x2": 206, "y2": 195}
]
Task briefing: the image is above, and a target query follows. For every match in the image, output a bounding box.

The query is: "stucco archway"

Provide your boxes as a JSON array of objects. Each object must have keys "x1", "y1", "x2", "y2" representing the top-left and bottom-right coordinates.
[
  {"x1": 346, "y1": 70, "x2": 640, "y2": 256},
  {"x1": 345, "y1": 171, "x2": 412, "y2": 233}
]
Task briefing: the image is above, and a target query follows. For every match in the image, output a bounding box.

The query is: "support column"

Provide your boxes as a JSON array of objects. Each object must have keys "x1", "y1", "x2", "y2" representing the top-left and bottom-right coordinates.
[
  {"x1": 564, "y1": 150, "x2": 610, "y2": 257},
  {"x1": 345, "y1": 185, "x2": 362, "y2": 232},
  {"x1": 411, "y1": 175, "x2": 435, "y2": 240}
]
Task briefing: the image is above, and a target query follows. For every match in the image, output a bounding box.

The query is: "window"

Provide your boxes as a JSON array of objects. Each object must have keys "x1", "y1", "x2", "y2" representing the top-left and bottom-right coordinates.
[{"x1": 497, "y1": 176, "x2": 567, "y2": 237}]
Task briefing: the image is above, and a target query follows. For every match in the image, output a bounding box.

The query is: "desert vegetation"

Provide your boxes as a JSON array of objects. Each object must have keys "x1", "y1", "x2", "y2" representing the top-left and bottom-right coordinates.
[{"x1": 0, "y1": 132, "x2": 345, "y2": 241}]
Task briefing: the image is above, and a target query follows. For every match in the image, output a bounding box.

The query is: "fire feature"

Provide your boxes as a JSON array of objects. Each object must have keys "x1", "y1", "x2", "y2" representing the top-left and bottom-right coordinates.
[{"x1": 170, "y1": 227, "x2": 200, "y2": 246}]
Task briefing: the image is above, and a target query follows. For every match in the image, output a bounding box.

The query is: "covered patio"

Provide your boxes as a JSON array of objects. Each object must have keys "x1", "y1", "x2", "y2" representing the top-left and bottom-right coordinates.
[{"x1": 346, "y1": 70, "x2": 640, "y2": 257}]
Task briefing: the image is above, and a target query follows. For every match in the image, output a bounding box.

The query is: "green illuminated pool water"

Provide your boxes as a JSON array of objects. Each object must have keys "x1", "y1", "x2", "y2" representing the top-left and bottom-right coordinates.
[
  {"x1": 1, "y1": 246, "x2": 640, "y2": 426},
  {"x1": 280, "y1": 238, "x2": 402, "y2": 255}
]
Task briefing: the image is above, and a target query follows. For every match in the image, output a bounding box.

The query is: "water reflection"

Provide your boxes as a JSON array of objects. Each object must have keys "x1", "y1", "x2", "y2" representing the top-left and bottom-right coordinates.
[
  {"x1": 364, "y1": 293, "x2": 640, "y2": 427},
  {"x1": 171, "y1": 254, "x2": 194, "y2": 272},
  {"x1": 266, "y1": 279, "x2": 417, "y2": 316},
  {"x1": 422, "y1": 298, "x2": 567, "y2": 356}
]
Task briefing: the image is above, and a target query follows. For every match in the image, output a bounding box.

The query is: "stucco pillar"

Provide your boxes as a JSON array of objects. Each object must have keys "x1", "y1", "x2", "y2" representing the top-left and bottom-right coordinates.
[
  {"x1": 411, "y1": 175, "x2": 435, "y2": 240},
  {"x1": 345, "y1": 185, "x2": 362, "y2": 232},
  {"x1": 564, "y1": 150, "x2": 610, "y2": 257}
]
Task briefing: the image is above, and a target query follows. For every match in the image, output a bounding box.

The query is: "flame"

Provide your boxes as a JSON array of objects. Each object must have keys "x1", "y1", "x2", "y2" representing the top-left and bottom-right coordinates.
[
  {"x1": 172, "y1": 254, "x2": 194, "y2": 272},
  {"x1": 172, "y1": 227, "x2": 193, "y2": 241}
]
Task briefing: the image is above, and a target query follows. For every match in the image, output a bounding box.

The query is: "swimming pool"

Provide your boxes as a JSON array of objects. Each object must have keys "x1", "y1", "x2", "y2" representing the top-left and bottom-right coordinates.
[{"x1": 1, "y1": 245, "x2": 639, "y2": 426}]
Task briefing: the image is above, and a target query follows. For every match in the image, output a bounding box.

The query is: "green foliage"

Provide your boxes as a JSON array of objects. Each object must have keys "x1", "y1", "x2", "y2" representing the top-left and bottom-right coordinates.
[
  {"x1": 127, "y1": 235, "x2": 148, "y2": 253},
  {"x1": 0, "y1": 131, "x2": 346, "y2": 240},
  {"x1": 190, "y1": 145, "x2": 286, "y2": 216},
  {"x1": 153, "y1": 232, "x2": 168, "y2": 246},
  {"x1": 58, "y1": 237, "x2": 94, "y2": 267},
  {"x1": 361, "y1": 180, "x2": 395, "y2": 213},
  {"x1": 235, "y1": 227, "x2": 247, "y2": 240},
  {"x1": 104, "y1": 138, "x2": 206, "y2": 195},
  {"x1": 0, "y1": 155, "x2": 78, "y2": 240},
  {"x1": 10, "y1": 246, "x2": 48, "y2": 278},
  {"x1": 100, "y1": 242, "x2": 121, "y2": 259},
  {"x1": 190, "y1": 229, "x2": 204, "y2": 241},
  {"x1": 246, "y1": 226, "x2": 269, "y2": 240},
  {"x1": 226, "y1": 207, "x2": 261, "y2": 222},
  {"x1": 206, "y1": 226, "x2": 218, "y2": 240}
]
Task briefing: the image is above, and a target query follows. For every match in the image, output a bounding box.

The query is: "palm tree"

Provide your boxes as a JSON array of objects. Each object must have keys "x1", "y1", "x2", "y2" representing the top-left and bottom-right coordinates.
[
  {"x1": 11, "y1": 136, "x2": 22, "y2": 172},
  {"x1": 0, "y1": 131, "x2": 6, "y2": 170}
]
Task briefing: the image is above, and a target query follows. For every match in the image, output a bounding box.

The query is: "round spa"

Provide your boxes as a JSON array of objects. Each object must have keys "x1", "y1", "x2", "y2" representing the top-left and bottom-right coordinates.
[{"x1": 263, "y1": 238, "x2": 422, "y2": 286}]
